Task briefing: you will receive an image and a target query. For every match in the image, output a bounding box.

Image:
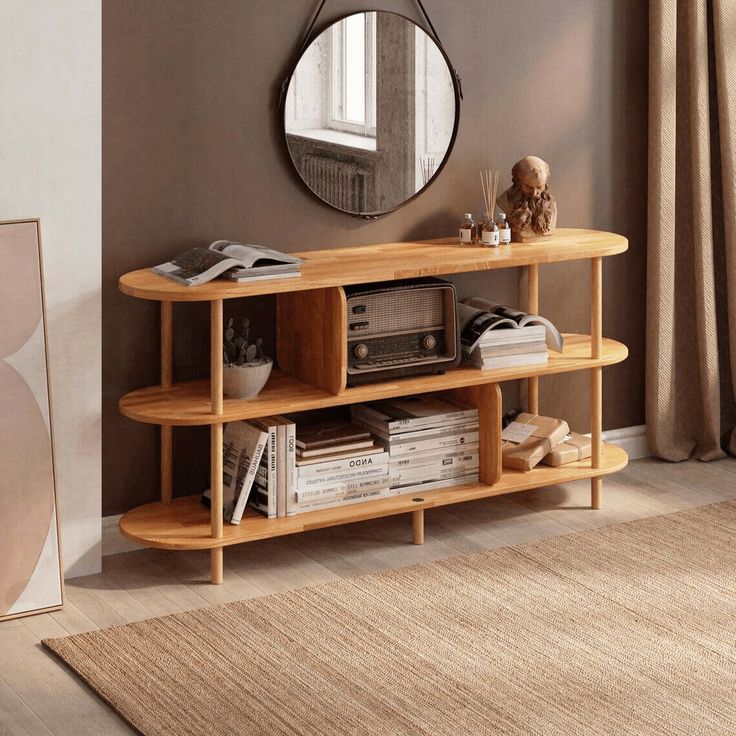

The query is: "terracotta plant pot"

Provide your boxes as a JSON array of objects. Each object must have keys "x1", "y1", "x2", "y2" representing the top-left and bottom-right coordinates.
[{"x1": 222, "y1": 357, "x2": 273, "y2": 399}]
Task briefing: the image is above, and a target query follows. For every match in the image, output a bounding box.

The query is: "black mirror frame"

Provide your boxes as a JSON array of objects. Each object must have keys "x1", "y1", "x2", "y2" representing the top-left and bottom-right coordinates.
[{"x1": 280, "y1": 10, "x2": 462, "y2": 219}]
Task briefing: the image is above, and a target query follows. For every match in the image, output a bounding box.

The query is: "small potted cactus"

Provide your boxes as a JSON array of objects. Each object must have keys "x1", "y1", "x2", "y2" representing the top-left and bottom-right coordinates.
[{"x1": 222, "y1": 317, "x2": 273, "y2": 399}]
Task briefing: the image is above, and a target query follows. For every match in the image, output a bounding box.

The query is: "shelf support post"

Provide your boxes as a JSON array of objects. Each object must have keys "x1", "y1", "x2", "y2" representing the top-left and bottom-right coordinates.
[
  {"x1": 591, "y1": 257, "x2": 602, "y2": 509},
  {"x1": 161, "y1": 302, "x2": 173, "y2": 505},
  {"x1": 527, "y1": 264, "x2": 539, "y2": 415},
  {"x1": 210, "y1": 299, "x2": 224, "y2": 583},
  {"x1": 412, "y1": 509, "x2": 424, "y2": 545}
]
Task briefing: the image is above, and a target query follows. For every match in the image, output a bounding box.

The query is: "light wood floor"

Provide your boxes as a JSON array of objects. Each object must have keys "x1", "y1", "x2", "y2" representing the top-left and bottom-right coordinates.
[{"x1": 1, "y1": 457, "x2": 735, "y2": 736}]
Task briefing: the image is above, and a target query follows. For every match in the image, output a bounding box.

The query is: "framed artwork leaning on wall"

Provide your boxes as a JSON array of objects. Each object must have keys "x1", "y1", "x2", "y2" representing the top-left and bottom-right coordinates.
[{"x1": 0, "y1": 219, "x2": 63, "y2": 621}]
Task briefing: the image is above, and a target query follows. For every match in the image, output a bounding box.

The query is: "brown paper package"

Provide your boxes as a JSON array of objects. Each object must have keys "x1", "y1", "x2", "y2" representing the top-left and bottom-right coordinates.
[
  {"x1": 502, "y1": 413, "x2": 570, "y2": 471},
  {"x1": 541, "y1": 431, "x2": 592, "y2": 467}
]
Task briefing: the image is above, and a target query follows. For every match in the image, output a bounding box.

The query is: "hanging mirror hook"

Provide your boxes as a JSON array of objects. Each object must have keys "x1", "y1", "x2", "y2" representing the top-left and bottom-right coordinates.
[{"x1": 279, "y1": 0, "x2": 462, "y2": 108}]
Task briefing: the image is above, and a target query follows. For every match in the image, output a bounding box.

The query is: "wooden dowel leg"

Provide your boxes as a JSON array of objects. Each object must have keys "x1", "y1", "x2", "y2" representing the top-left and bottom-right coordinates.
[
  {"x1": 211, "y1": 548, "x2": 223, "y2": 585},
  {"x1": 591, "y1": 257, "x2": 602, "y2": 509},
  {"x1": 161, "y1": 302, "x2": 173, "y2": 387},
  {"x1": 528, "y1": 376, "x2": 539, "y2": 415},
  {"x1": 591, "y1": 476, "x2": 602, "y2": 510},
  {"x1": 160, "y1": 302, "x2": 173, "y2": 504},
  {"x1": 211, "y1": 300, "x2": 223, "y2": 414},
  {"x1": 591, "y1": 258, "x2": 602, "y2": 359},
  {"x1": 412, "y1": 509, "x2": 424, "y2": 545},
  {"x1": 210, "y1": 422, "x2": 224, "y2": 583},
  {"x1": 527, "y1": 264, "x2": 539, "y2": 314},
  {"x1": 591, "y1": 366, "x2": 602, "y2": 509},
  {"x1": 161, "y1": 426, "x2": 172, "y2": 504},
  {"x1": 209, "y1": 301, "x2": 225, "y2": 583},
  {"x1": 527, "y1": 264, "x2": 539, "y2": 414}
]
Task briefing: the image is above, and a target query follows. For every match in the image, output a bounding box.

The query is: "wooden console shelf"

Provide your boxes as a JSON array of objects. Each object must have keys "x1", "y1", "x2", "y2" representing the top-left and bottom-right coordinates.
[
  {"x1": 119, "y1": 229, "x2": 627, "y2": 301},
  {"x1": 120, "y1": 445, "x2": 627, "y2": 550},
  {"x1": 120, "y1": 334, "x2": 627, "y2": 426},
  {"x1": 118, "y1": 229, "x2": 628, "y2": 583}
]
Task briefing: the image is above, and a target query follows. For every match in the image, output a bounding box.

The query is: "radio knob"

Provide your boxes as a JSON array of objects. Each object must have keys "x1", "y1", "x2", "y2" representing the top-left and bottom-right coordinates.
[
  {"x1": 422, "y1": 335, "x2": 437, "y2": 350},
  {"x1": 353, "y1": 343, "x2": 369, "y2": 359}
]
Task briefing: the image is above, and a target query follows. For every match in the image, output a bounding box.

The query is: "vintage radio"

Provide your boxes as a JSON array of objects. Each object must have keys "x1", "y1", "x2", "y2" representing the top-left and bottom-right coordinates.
[{"x1": 344, "y1": 278, "x2": 460, "y2": 385}]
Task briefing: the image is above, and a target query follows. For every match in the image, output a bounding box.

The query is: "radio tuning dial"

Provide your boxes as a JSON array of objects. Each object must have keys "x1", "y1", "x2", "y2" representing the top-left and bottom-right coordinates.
[
  {"x1": 353, "y1": 343, "x2": 369, "y2": 359},
  {"x1": 422, "y1": 334, "x2": 437, "y2": 350}
]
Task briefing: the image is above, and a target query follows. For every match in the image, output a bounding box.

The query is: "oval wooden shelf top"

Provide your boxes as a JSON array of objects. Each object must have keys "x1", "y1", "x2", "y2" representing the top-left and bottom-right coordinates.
[
  {"x1": 119, "y1": 333, "x2": 627, "y2": 426},
  {"x1": 119, "y1": 445, "x2": 628, "y2": 550},
  {"x1": 119, "y1": 228, "x2": 628, "y2": 302}
]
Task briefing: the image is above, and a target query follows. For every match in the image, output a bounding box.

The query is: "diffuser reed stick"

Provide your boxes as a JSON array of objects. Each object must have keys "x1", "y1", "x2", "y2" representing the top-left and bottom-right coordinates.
[{"x1": 480, "y1": 169, "x2": 499, "y2": 222}]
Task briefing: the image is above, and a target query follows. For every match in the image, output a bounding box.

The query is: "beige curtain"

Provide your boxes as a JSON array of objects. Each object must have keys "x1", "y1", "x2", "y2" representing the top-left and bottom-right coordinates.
[{"x1": 647, "y1": 0, "x2": 736, "y2": 460}]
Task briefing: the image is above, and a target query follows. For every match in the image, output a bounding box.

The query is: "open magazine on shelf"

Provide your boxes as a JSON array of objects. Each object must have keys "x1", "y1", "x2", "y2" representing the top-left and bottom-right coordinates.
[
  {"x1": 459, "y1": 296, "x2": 564, "y2": 353},
  {"x1": 153, "y1": 240, "x2": 302, "y2": 287}
]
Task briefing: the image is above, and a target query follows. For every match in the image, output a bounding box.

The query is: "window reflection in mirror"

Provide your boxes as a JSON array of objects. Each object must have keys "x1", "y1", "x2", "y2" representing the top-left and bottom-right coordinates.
[{"x1": 284, "y1": 11, "x2": 458, "y2": 216}]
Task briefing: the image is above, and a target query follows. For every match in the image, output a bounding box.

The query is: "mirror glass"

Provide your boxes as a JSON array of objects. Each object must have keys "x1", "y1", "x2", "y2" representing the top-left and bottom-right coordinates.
[{"x1": 284, "y1": 11, "x2": 459, "y2": 216}]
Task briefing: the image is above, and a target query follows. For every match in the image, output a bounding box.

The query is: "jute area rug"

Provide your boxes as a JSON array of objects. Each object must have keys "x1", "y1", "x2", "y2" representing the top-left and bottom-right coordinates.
[{"x1": 45, "y1": 501, "x2": 736, "y2": 736}]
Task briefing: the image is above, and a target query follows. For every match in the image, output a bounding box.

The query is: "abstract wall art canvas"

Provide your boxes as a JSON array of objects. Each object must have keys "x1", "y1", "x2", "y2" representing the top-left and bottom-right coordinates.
[{"x1": 0, "y1": 219, "x2": 63, "y2": 621}]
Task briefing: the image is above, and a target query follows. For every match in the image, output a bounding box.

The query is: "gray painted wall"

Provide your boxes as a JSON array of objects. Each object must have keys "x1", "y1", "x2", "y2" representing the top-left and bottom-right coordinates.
[{"x1": 103, "y1": 0, "x2": 647, "y2": 516}]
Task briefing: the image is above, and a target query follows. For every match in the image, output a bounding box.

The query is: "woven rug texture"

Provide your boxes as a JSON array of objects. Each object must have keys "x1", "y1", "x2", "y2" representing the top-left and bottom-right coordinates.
[{"x1": 45, "y1": 500, "x2": 736, "y2": 736}]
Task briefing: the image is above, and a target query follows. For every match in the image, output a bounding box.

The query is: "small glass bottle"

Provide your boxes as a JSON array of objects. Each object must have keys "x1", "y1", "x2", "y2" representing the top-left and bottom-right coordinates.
[
  {"x1": 459, "y1": 213, "x2": 476, "y2": 244},
  {"x1": 481, "y1": 218, "x2": 500, "y2": 247},
  {"x1": 498, "y1": 212, "x2": 511, "y2": 244}
]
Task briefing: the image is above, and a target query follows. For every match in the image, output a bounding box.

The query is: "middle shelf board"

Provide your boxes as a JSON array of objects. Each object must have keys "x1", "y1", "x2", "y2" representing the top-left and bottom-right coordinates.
[
  {"x1": 119, "y1": 445, "x2": 628, "y2": 550},
  {"x1": 120, "y1": 334, "x2": 627, "y2": 426}
]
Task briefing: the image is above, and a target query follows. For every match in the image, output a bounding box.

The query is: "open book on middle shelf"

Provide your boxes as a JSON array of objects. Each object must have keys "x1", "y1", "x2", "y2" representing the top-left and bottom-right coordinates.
[{"x1": 459, "y1": 297, "x2": 563, "y2": 370}]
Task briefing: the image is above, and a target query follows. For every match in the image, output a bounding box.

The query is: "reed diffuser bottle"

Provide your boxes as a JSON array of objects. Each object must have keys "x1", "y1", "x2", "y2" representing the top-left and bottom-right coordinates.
[
  {"x1": 479, "y1": 169, "x2": 500, "y2": 248},
  {"x1": 482, "y1": 217, "x2": 500, "y2": 247}
]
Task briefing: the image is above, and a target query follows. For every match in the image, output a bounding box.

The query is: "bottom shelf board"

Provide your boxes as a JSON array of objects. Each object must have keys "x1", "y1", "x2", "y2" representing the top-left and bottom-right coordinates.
[{"x1": 119, "y1": 444, "x2": 628, "y2": 551}]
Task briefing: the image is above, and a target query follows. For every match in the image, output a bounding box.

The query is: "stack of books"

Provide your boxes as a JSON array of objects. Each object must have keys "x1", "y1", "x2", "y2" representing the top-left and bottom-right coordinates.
[
  {"x1": 458, "y1": 297, "x2": 561, "y2": 370},
  {"x1": 291, "y1": 420, "x2": 390, "y2": 514},
  {"x1": 204, "y1": 400, "x2": 483, "y2": 522},
  {"x1": 351, "y1": 395, "x2": 480, "y2": 494},
  {"x1": 464, "y1": 324, "x2": 548, "y2": 369}
]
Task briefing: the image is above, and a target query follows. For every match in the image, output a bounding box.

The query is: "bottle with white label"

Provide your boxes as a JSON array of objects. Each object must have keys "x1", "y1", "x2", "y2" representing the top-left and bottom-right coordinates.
[
  {"x1": 481, "y1": 218, "x2": 500, "y2": 247},
  {"x1": 497, "y1": 213, "x2": 511, "y2": 244},
  {"x1": 460, "y1": 212, "x2": 476, "y2": 245},
  {"x1": 459, "y1": 213, "x2": 476, "y2": 244}
]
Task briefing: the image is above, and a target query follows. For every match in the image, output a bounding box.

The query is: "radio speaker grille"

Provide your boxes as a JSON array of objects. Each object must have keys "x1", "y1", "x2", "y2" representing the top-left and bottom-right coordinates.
[{"x1": 348, "y1": 290, "x2": 444, "y2": 337}]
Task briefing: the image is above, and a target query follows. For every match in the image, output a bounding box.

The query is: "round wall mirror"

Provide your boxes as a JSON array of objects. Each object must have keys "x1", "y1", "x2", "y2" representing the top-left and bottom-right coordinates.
[{"x1": 283, "y1": 11, "x2": 460, "y2": 217}]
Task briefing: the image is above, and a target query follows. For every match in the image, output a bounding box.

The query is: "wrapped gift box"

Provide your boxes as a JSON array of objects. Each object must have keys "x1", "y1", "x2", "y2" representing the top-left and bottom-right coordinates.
[
  {"x1": 501, "y1": 413, "x2": 570, "y2": 471},
  {"x1": 541, "y1": 431, "x2": 592, "y2": 467}
]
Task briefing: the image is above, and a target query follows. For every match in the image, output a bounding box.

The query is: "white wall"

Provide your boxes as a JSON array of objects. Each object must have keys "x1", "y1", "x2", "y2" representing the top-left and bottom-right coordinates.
[{"x1": 0, "y1": 1, "x2": 101, "y2": 577}]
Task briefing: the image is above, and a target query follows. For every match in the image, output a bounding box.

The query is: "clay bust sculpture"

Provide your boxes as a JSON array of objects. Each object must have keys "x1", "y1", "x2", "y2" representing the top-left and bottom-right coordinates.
[{"x1": 496, "y1": 156, "x2": 557, "y2": 242}]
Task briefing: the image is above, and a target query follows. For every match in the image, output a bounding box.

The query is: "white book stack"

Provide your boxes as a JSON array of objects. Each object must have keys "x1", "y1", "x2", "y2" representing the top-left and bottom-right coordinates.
[
  {"x1": 351, "y1": 395, "x2": 480, "y2": 495},
  {"x1": 464, "y1": 324, "x2": 548, "y2": 370},
  {"x1": 458, "y1": 297, "x2": 563, "y2": 370},
  {"x1": 289, "y1": 419, "x2": 391, "y2": 515}
]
